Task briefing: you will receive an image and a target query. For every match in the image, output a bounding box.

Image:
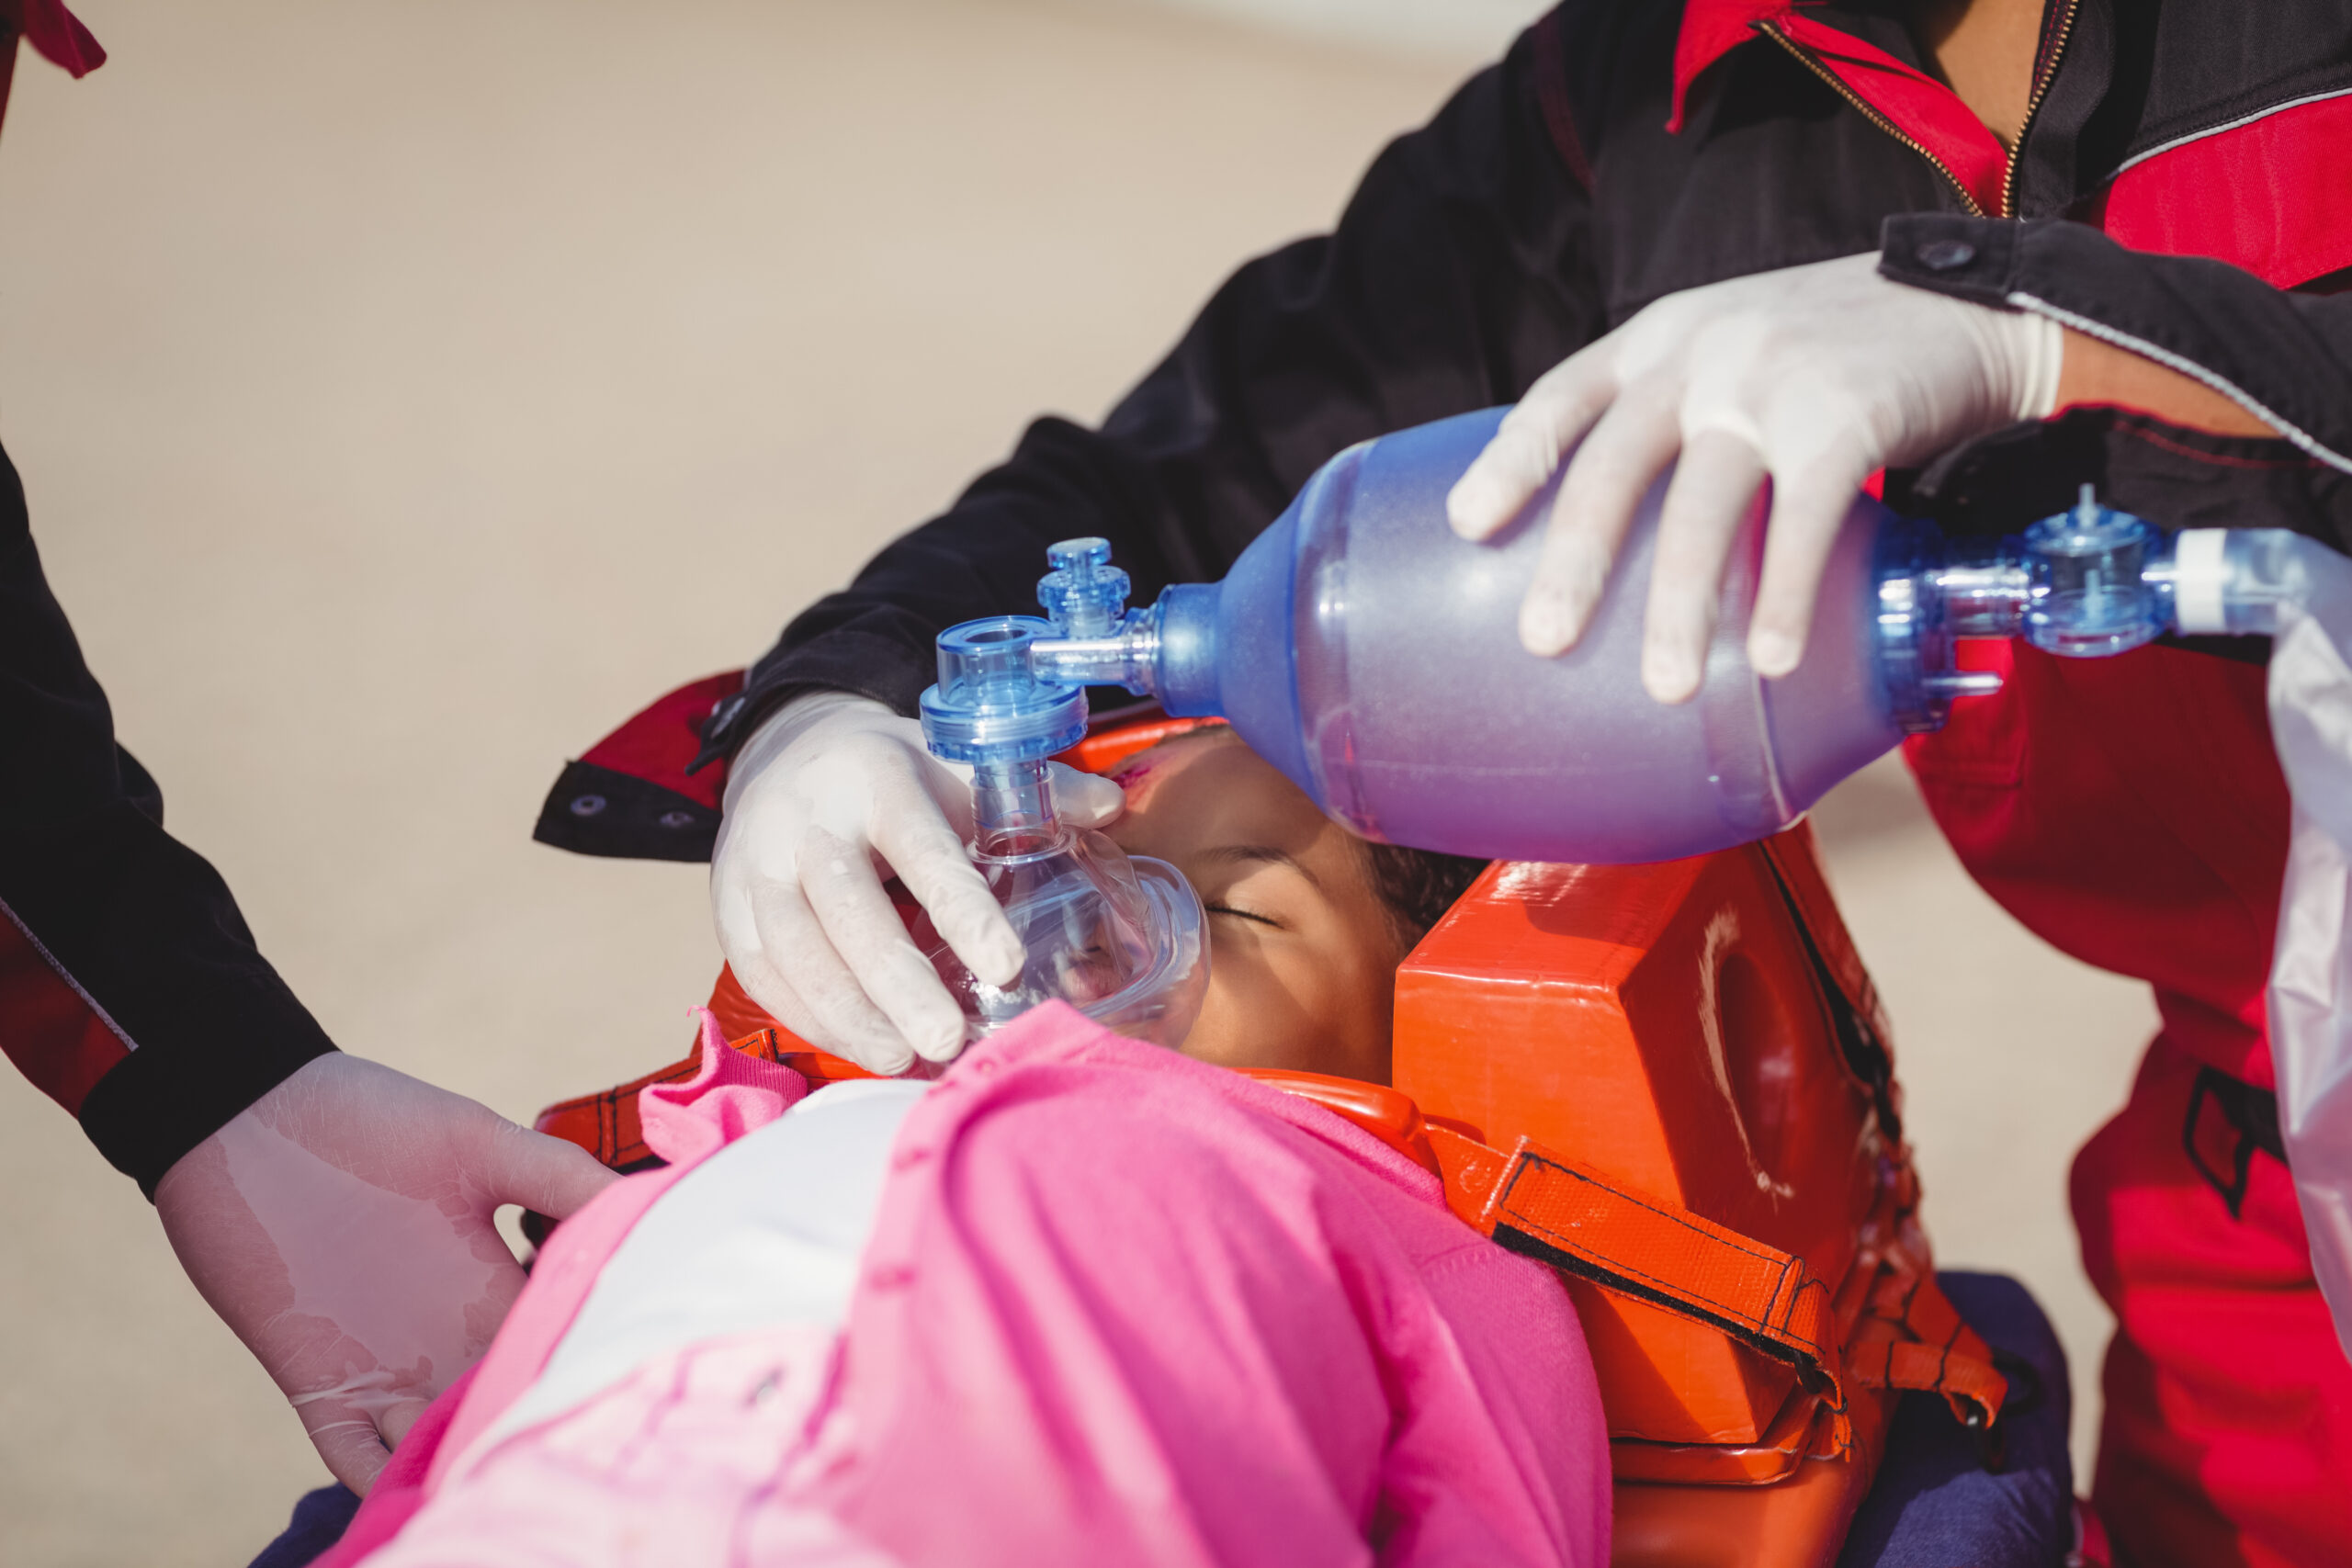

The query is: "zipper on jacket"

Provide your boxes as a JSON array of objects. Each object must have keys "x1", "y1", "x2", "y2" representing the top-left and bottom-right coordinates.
[
  {"x1": 1998, "y1": 0, "x2": 2082, "y2": 218},
  {"x1": 1758, "y1": 20, "x2": 1984, "y2": 217},
  {"x1": 1761, "y1": 5, "x2": 2085, "y2": 220}
]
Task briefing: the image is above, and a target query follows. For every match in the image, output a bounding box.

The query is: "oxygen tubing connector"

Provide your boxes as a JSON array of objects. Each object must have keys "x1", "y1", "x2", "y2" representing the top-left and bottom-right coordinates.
[
  {"x1": 1027, "y1": 537, "x2": 1227, "y2": 716},
  {"x1": 1025, "y1": 537, "x2": 1162, "y2": 694},
  {"x1": 1877, "y1": 486, "x2": 2293, "y2": 731},
  {"x1": 918, "y1": 616, "x2": 1088, "y2": 854}
]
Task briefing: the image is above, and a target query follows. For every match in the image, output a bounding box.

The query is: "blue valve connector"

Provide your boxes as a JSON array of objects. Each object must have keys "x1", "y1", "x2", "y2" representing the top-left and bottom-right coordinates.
[
  {"x1": 2022, "y1": 484, "x2": 2170, "y2": 659},
  {"x1": 1036, "y1": 538, "x2": 1133, "y2": 640}
]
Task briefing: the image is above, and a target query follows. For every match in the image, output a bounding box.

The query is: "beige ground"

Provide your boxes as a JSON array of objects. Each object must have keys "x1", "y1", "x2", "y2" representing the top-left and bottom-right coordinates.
[{"x1": 0, "y1": 4, "x2": 2154, "y2": 1562}]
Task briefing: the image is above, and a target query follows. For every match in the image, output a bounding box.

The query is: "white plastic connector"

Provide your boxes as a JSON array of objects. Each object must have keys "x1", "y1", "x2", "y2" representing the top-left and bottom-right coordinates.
[{"x1": 2173, "y1": 529, "x2": 2231, "y2": 635}]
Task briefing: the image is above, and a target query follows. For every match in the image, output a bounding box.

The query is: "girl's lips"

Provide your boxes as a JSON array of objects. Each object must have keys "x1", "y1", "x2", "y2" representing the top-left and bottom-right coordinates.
[
  {"x1": 1109, "y1": 758, "x2": 1168, "y2": 809},
  {"x1": 1108, "y1": 724, "x2": 1224, "y2": 804}
]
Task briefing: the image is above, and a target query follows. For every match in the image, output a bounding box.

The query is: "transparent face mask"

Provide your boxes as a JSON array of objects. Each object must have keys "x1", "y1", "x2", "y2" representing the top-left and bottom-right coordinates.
[
  {"x1": 909, "y1": 826, "x2": 1206, "y2": 1048},
  {"x1": 918, "y1": 605, "x2": 1208, "y2": 1050}
]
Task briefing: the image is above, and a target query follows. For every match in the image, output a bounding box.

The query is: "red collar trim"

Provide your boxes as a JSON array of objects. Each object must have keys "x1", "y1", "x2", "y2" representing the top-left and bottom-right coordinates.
[
  {"x1": 1668, "y1": 0, "x2": 1792, "y2": 133},
  {"x1": 1667, "y1": 2, "x2": 2007, "y2": 214}
]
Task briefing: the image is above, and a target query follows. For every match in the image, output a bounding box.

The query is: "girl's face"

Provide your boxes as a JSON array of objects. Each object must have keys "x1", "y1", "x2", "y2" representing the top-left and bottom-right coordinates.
[{"x1": 1103, "y1": 730, "x2": 1406, "y2": 1084}]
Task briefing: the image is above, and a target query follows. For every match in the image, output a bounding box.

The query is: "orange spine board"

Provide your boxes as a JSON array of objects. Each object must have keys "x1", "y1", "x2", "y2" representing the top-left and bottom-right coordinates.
[{"x1": 1394, "y1": 840, "x2": 1890, "y2": 1450}]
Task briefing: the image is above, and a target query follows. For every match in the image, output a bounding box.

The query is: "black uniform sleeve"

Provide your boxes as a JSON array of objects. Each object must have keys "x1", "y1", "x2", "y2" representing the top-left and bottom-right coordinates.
[
  {"x1": 699, "y1": 21, "x2": 1605, "y2": 758},
  {"x1": 0, "y1": 443, "x2": 335, "y2": 1198},
  {"x1": 1879, "y1": 214, "x2": 2352, "y2": 548}
]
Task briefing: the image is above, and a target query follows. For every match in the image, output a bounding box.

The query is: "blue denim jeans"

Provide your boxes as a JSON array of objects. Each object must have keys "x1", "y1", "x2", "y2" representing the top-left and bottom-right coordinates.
[{"x1": 250, "y1": 1480, "x2": 359, "y2": 1568}]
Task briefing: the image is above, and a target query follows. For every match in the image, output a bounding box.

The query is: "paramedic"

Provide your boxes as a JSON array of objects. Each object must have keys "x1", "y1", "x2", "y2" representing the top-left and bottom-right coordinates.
[
  {"x1": 703, "y1": 4, "x2": 2352, "y2": 1565},
  {"x1": 0, "y1": 13, "x2": 615, "y2": 1500}
]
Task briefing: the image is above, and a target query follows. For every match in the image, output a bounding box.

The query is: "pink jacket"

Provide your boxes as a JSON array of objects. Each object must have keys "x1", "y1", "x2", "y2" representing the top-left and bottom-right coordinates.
[{"x1": 322, "y1": 1003, "x2": 1610, "y2": 1567}]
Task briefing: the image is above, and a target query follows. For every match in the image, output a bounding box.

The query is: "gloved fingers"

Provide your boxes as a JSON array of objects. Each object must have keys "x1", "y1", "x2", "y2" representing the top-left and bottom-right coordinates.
[
  {"x1": 716, "y1": 844, "x2": 859, "y2": 1041},
  {"x1": 799, "y1": 824, "x2": 969, "y2": 1063},
  {"x1": 1521, "y1": 377, "x2": 1682, "y2": 656},
  {"x1": 867, "y1": 765, "x2": 1024, "y2": 987},
  {"x1": 1641, "y1": 428, "x2": 1768, "y2": 703},
  {"x1": 302, "y1": 1406, "x2": 393, "y2": 1497},
  {"x1": 916, "y1": 750, "x2": 982, "y2": 841},
  {"x1": 712, "y1": 859, "x2": 785, "y2": 1017},
  {"x1": 718, "y1": 864, "x2": 864, "y2": 1063},
  {"x1": 1748, "y1": 455, "x2": 1876, "y2": 678},
  {"x1": 475, "y1": 1120, "x2": 620, "y2": 1223},
  {"x1": 1049, "y1": 761, "x2": 1126, "y2": 829},
  {"x1": 749, "y1": 873, "x2": 917, "y2": 1075},
  {"x1": 1448, "y1": 345, "x2": 1618, "y2": 542},
  {"x1": 725, "y1": 934, "x2": 820, "y2": 1046}
]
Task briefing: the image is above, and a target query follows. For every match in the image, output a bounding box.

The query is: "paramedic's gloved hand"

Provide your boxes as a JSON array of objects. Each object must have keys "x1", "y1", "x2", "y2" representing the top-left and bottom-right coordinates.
[
  {"x1": 713, "y1": 690, "x2": 1125, "y2": 1073},
  {"x1": 154, "y1": 1054, "x2": 616, "y2": 1495},
  {"x1": 1447, "y1": 252, "x2": 2063, "y2": 702}
]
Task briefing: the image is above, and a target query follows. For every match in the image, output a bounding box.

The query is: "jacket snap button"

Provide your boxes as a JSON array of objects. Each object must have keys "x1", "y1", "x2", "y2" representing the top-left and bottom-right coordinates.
[
  {"x1": 658, "y1": 809, "x2": 695, "y2": 829},
  {"x1": 570, "y1": 794, "x2": 607, "y2": 818},
  {"x1": 1917, "y1": 239, "x2": 1976, "y2": 271}
]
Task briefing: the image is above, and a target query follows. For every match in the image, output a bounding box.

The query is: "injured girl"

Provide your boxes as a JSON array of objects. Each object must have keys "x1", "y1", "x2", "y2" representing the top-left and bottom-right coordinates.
[{"x1": 308, "y1": 724, "x2": 1614, "y2": 1568}]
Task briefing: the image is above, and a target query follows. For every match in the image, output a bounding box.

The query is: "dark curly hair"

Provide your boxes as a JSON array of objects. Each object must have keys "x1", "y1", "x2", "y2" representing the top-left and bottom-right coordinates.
[{"x1": 1359, "y1": 840, "x2": 1490, "y2": 953}]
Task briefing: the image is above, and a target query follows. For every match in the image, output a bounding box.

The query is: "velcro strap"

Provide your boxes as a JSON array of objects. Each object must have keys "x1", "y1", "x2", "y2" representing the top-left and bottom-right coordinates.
[
  {"x1": 1427, "y1": 1125, "x2": 2013, "y2": 1449},
  {"x1": 1435, "y1": 1128, "x2": 1855, "y2": 1452}
]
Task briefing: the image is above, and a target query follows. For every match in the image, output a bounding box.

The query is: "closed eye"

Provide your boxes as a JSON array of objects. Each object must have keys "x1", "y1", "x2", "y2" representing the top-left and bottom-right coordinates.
[{"x1": 1204, "y1": 902, "x2": 1283, "y2": 929}]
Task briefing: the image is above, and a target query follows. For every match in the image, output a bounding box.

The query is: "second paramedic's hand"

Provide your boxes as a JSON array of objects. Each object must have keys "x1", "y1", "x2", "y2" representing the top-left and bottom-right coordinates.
[
  {"x1": 712, "y1": 690, "x2": 1125, "y2": 1073},
  {"x1": 1445, "y1": 252, "x2": 2063, "y2": 702},
  {"x1": 153, "y1": 1054, "x2": 616, "y2": 1495}
]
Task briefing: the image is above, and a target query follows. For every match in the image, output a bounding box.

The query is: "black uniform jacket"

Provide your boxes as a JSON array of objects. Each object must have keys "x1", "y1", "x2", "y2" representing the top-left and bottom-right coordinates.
[
  {"x1": 695, "y1": 0, "x2": 2352, "y2": 771},
  {"x1": 1, "y1": 6, "x2": 334, "y2": 1198},
  {"x1": 0, "y1": 448, "x2": 336, "y2": 1196}
]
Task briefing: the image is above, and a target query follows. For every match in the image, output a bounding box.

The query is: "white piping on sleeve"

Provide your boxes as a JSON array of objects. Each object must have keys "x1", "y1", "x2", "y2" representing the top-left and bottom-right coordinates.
[
  {"x1": 0, "y1": 892, "x2": 140, "y2": 1054},
  {"x1": 2006, "y1": 290, "x2": 2352, "y2": 476}
]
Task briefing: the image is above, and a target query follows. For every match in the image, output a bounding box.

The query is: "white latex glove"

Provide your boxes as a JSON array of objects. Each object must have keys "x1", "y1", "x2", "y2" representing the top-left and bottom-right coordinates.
[
  {"x1": 711, "y1": 690, "x2": 1125, "y2": 1073},
  {"x1": 154, "y1": 1053, "x2": 616, "y2": 1495},
  {"x1": 1446, "y1": 252, "x2": 2064, "y2": 702}
]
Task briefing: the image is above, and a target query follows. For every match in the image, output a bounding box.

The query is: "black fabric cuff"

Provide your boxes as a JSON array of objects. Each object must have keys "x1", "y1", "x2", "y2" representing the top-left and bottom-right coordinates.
[
  {"x1": 1876, "y1": 211, "x2": 2023, "y2": 307},
  {"x1": 81, "y1": 1008, "x2": 337, "y2": 1201},
  {"x1": 533, "y1": 760, "x2": 721, "y2": 863},
  {"x1": 1880, "y1": 214, "x2": 2352, "y2": 472}
]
